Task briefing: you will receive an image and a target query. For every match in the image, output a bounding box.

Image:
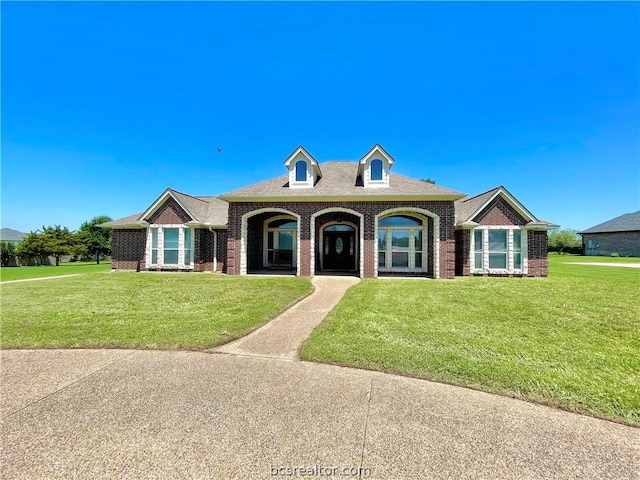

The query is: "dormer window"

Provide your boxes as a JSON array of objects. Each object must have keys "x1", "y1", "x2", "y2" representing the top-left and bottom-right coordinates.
[
  {"x1": 370, "y1": 159, "x2": 383, "y2": 181},
  {"x1": 284, "y1": 146, "x2": 322, "y2": 189},
  {"x1": 295, "y1": 160, "x2": 307, "y2": 182},
  {"x1": 358, "y1": 144, "x2": 394, "y2": 188}
]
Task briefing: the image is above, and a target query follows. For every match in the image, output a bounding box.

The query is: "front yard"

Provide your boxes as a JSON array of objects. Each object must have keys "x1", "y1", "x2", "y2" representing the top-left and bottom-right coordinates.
[
  {"x1": 301, "y1": 255, "x2": 640, "y2": 425},
  {"x1": 1, "y1": 273, "x2": 312, "y2": 349}
]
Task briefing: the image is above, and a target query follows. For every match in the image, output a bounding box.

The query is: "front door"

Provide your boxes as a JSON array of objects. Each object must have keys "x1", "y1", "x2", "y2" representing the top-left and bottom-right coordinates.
[{"x1": 323, "y1": 230, "x2": 356, "y2": 271}]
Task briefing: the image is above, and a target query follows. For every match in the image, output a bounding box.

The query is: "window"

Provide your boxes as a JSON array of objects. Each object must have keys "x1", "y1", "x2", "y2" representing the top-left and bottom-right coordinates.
[
  {"x1": 265, "y1": 216, "x2": 298, "y2": 267},
  {"x1": 489, "y1": 230, "x2": 507, "y2": 268},
  {"x1": 473, "y1": 228, "x2": 525, "y2": 273},
  {"x1": 474, "y1": 229, "x2": 483, "y2": 269},
  {"x1": 371, "y1": 159, "x2": 383, "y2": 181},
  {"x1": 295, "y1": 160, "x2": 307, "y2": 182},
  {"x1": 513, "y1": 229, "x2": 522, "y2": 269},
  {"x1": 184, "y1": 228, "x2": 192, "y2": 266},
  {"x1": 148, "y1": 226, "x2": 193, "y2": 268},
  {"x1": 151, "y1": 229, "x2": 158, "y2": 264},
  {"x1": 163, "y1": 228, "x2": 179, "y2": 265},
  {"x1": 378, "y1": 215, "x2": 425, "y2": 271}
]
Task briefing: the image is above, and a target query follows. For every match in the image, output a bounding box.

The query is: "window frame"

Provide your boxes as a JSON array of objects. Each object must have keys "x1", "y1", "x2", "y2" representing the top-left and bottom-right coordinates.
[
  {"x1": 147, "y1": 225, "x2": 194, "y2": 269},
  {"x1": 263, "y1": 215, "x2": 298, "y2": 268},
  {"x1": 377, "y1": 214, "x2": 426, "y2": 272},
  {"x1": 471, "y1": 226, "x2": 527, "y2": 275}
]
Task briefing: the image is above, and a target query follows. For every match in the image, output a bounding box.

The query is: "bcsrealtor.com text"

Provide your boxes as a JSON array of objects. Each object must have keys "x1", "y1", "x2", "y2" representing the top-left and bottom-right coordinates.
[{"x1": 270, "y1": 465, "x2": 372, "y2": 477}]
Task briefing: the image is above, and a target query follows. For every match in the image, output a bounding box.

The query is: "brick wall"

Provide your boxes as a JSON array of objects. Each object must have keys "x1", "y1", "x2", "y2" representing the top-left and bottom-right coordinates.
[
  {"x1": 111, "y1": 229, "x2": 146, "y2": 270},
  {"x1": 582, "y1": 231, "x2": 640, "y2": 257},
  {"x1": 527, "y1": 230, "x2": 548, "y2": 277},
  {"x1": 476, "y1": 196, "x2": 528, "y2": 226},
  {"x1": 226, "y1": 200, "x2": 456, "y2": 279},
  {"x1": 149, "y1": 198, "x2": 192, "y2": 224},
  {"x1": 454, "y1": 229, "x2": 471, "y2": 276}
]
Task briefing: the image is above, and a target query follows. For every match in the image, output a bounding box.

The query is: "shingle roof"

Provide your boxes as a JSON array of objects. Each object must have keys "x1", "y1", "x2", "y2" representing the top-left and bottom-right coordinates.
[
  {"x1": 169, "y1": 190, "x2": 229, "y2": 225},
  {"x1": 580, "y1": 211, "x2": 640, "y2": 234},
  {"x1": 454, "y1": 187, "x2": 502, "y2": 224},
  {"x1": 454, "y1": 186, "x2": 558, "y2": 229},
  {"x1": 221, "y1": 161, "x2": 465, "y2": 199},
  {"x1": 100, "y1": 189, "x2": 229, "y2": 228}
]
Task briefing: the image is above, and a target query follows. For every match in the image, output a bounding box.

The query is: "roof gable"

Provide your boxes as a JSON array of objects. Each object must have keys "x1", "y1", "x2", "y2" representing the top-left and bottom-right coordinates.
[
  {"x1": 283, "y1": 146, "x2": 322, "y2": 178},
  {"x1": 139, "y1": 189, "x2": 196, "y2": 223},
  {"x1": 455, "y1": 186, "x2": 558, "y2": 230},
  {"x1": 358, "y1": 144, "x2": 395, "y2": 167}
]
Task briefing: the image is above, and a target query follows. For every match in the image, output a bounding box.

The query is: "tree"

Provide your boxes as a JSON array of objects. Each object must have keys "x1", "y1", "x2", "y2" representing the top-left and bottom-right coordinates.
[
  {"x1": 1, "y1": 242, "x2": 16, "y2": 267},
  {"x1": 79, "y1": 215, "x2": 112, "y2": 264},
  {"x1": 16, "y1": 231, "x2": 49, "y2": 265},
  {"x1": 548, "y1": 229, "x2": 581, "y2": 254},
  {"x1": 421, "y1": 178, "x2": 436, "y2": 184},
  {"x1": 41, "y1": 225, "x2": 78, "y2": 266}
]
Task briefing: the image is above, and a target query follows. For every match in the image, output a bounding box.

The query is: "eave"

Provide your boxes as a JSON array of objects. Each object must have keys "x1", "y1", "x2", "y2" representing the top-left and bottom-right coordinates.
[{"x1": 220, "y1": 194, "x2": 466, "y2": 203}]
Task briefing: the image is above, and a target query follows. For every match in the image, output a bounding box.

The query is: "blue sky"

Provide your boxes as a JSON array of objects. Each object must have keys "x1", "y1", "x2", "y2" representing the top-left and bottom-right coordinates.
[{"x1": 2, "y1": 1, "x2": 638, "y2": 233}]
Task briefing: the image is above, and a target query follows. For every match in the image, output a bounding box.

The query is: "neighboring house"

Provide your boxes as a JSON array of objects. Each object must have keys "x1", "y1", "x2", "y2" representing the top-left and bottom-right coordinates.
[
  {"x1": 0, "y1": 228, "x2": 26, "y2": 245},
  {"x1": 580, "y1": 211, "x2": 640, "y2": 257},
  {"x1": 103, "y1": 145, "x2": 557, "y2": 278}
]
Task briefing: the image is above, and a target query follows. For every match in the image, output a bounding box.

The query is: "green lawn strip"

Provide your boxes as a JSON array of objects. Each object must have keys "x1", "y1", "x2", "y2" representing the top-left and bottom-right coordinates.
[
  {"x1": 0, "y1": 262, "x2": 112, "y2": 282},
  {"x1": 301, "y1": 266, "x2": 639, "y2": 425},
  {"x1": 1, "y1": 273, "x2": 312, "y2": 349}
]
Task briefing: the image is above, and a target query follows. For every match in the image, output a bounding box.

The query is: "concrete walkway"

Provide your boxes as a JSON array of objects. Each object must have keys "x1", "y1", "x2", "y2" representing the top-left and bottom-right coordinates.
[
  {"x1": 563, "y1": 262, "x2": 640, "y2": 268},
  {"x1": 1, "y1": 274, "x2": 83, "y2": 284},
  {"x1": 1, "y1": 349, "x2": 638, "y2": 479},
  {"x1": 214, "y1": 275, "x2": 360, "y2": 359}
]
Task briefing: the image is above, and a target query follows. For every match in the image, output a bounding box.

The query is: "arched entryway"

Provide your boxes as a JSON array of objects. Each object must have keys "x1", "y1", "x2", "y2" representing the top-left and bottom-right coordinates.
[
  {"x1": 311, "y1": 208, "x2": 363, "y2": 276},
  {"x1": 241, "y1": 208, "x2": 300, "y2": 275},
  {"x1": 375, "y1": 207, "x2": 440, "y2": 278}
]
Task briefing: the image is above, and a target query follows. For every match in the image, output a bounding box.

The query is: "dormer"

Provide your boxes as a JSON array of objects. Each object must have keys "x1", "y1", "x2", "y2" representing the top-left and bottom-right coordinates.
[
  {"x1": 358, "y1": 144, "x2": 395, "y2": 188},
  {"x1": 284, "y1": 146, "x2": 322, "y2": 189}
]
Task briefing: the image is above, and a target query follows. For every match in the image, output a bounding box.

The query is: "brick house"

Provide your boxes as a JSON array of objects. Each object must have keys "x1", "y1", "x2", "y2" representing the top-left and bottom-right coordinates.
[
  {"x1": 103, "y1": 145, "x2": 557, "y2": 278},
  {"x1": 580, "y1": 211, "x2": 640, "y2": 257}
]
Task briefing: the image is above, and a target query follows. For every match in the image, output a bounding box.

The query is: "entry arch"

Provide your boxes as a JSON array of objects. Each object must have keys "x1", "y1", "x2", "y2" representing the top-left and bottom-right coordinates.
[
  {"x1": 375, "y1": 207, "x2": 440, "y2": 278},
  {"x1": 311, "y1": 207, "x2": 364, "y2": 277},
  {"x1": 241, "y1": 208, "x2": 301, "y2": 275}
]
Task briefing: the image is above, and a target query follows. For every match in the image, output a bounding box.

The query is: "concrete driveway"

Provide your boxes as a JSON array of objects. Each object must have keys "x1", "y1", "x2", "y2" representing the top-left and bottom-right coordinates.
[{"x1": 1, "y1": 349, "x2": 638, "y2": 479}]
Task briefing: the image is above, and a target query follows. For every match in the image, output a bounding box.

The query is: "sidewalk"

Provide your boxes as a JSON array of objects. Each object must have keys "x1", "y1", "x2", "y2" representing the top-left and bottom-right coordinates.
[{"x1": 214, "y1": 275, "x2": 360, "y2": 359}]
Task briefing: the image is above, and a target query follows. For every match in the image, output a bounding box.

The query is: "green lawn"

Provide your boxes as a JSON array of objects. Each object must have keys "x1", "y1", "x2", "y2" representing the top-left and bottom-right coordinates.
[
  {"x1": 1, "y1": 273, "x2": 312, "y2": 349},
  {"x1": 301, "y1": 255, "x2": 640, "y2": 425},
  {"x1": 0, "y1": 262, "x2": 112, "y2": 282}
]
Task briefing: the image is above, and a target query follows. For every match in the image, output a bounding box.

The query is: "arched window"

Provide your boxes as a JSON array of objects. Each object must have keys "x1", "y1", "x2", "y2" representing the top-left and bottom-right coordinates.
[
  {"x1": 370, "y1": 159, "x2": 383, "y2": 181},
  {"x1": 378, "y1": 215, "x2": 425, "y2": 271},
  {"x1": 295, "y1": 160, "x2": 307, "y2": 182}
]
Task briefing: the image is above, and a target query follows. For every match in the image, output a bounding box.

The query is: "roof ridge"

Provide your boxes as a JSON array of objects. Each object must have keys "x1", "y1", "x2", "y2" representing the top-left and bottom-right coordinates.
[{"x1": 169, "y1": 188, "x2": 208, "y2": 204}]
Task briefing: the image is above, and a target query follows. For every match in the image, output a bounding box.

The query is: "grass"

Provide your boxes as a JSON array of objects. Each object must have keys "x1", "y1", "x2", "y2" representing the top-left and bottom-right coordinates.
[
  {"x1": 1, "y1": 273, "x2": 312, "y2": 349},
  {"x1": 301, "y1": 255, "x2": 640, "y2": 425},
  {"x1": 0, "y1": 262, "x2": 112, "y2": 282}
]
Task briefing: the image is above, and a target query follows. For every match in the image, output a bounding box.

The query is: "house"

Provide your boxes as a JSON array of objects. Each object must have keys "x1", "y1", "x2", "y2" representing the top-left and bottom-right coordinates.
[
  {"x1": 103, "y1": 145, "x2": 557, "y2": 278},
  {"x1": 0, "y1": 228, "x2": 26, "y2": 245},
  {"x1": 580, "y1": 211, "x2": 640, "y2": 257}
]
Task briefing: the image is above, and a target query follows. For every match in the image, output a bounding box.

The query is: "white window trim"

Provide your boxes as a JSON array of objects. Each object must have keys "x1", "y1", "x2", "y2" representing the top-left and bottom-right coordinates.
[
  {"x1": 470, "y1": 226, "x2": 528, "y2": 275},
  {"x1": 364, "y1": 157, "x2": 390, "y2": 188},
  {"x1": 289, "y1": 158, "x2": 314, "y2": 188},
  {"x1": 377, "y1": 214, "x2": 428, "y2": 273},
  {"x1": 263, "y1": 215, "x2": 298, "y2": 268},
  {"x1": 146, "y1": 225, "x2": 195, "y2": 270}
]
